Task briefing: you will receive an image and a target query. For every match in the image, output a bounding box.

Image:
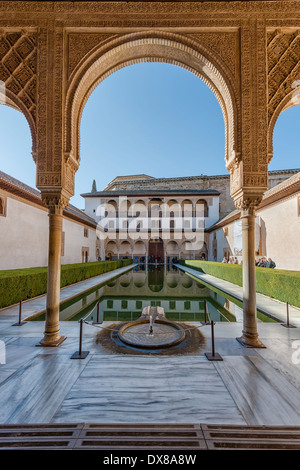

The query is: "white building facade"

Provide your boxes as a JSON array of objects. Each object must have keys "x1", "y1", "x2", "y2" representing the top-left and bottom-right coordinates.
[{"x1": 82, "y1": 187, "x2": 220, "y2": 263}]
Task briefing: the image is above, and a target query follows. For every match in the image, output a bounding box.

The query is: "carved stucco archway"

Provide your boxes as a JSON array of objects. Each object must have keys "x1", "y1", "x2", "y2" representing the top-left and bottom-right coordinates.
[
  {"x1": 267, "y1": 86, "x2": 300, "y2": 163},
  {"x1": 64, "y1": 32, "x2": 239, "y2": 172},
  {"x1": 2, "y1": 91, "x2": 37, "y2": 161},
  {"x1": 267, "y1": 28, "x2": 300, "y2": 164},
  {"x1": 3, "y1": 1, "x2": 298, "y2": 350}
]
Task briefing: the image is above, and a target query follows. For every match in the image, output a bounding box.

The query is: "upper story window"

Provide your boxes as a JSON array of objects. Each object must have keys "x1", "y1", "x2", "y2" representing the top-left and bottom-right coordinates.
[
  {"x1": 84, "y1": 227, "x2": 89, "y2": 238},
  {"x1": 0, "y1": 196, "x2": 6, "y2": 217}
]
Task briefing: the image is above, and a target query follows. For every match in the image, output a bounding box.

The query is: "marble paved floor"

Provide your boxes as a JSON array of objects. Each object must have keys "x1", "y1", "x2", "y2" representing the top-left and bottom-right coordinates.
[{"x1": 0, "y1": 316, "x2": 300, "y2": 426}]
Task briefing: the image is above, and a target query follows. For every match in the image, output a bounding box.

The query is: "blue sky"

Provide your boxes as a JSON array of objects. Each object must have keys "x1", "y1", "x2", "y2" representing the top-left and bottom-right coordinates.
[{"x1": 0, "y1": 62, "x2": 299, "y2": 208}]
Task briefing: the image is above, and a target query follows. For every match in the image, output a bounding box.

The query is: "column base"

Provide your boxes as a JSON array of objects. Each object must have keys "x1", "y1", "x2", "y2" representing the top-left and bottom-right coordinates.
[
  {"x1": 36, "y1": 335, "x2": 67, "y2": 347},
  {"x1": 236, "y1": 333, "x2": 266, "y2": 349}
]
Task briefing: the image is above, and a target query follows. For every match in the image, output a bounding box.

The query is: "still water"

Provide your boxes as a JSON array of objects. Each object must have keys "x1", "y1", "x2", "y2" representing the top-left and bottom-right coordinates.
[{"x1": 32, "y1": 265, "x2": 276, "y2": 323}]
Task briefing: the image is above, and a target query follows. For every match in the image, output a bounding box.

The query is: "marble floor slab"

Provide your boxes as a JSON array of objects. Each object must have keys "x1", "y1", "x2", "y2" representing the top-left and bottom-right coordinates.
[
  {"x1": 0, "y1": 319, "x2": 300, "y2": 426},
  {"x1": 53, "y1": 355, "x2": 246, "y2": 425}
]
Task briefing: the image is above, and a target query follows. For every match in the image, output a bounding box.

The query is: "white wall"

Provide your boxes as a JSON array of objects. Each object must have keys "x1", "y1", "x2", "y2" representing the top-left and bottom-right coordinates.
[
  {"x1": 62, "y1": 218, "x2": 98, "y2": 265},
  {"x1": 0, "y1": 195, "x2": 49, "y2": 269},
  {"x1": 0, "y1": 192, "x2": 98, "y2": 270},
  {"x1": 258, "y1": 196, "x2": 300, "y2": 271}
]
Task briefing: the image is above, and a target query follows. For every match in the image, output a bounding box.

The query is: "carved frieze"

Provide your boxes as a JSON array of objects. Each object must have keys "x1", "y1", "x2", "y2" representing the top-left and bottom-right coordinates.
[
  {"x1": 67, "y1": 33, "x2": 119, "y2": 78},
  {"x1": 188, "y1": 31, "x2": 239, "y2": 79}
]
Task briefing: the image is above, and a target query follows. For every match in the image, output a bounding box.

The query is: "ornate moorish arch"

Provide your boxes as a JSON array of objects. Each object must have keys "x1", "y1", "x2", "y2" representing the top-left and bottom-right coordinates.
[
  {"x1": 267, "y1": 85, "x2": 300, "y2": 163},
  {"x1": 2, "y1": 90, "x2": 37, "y2": 161},
  {"x1": 267, "y1": 28, "x2": 300, "y2": 163},
  {"x1": 64, "y1": 31, "x2": 239, "y2": 170}
]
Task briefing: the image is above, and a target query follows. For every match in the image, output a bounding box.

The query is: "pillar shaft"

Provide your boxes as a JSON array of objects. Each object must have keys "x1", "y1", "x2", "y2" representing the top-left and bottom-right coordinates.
[
  {"x1": 237, "y1": 211, "x2": 265, "y2": 348},
  {"x1": 37, "y1": 205, "x2": 66, "y2": 347}
]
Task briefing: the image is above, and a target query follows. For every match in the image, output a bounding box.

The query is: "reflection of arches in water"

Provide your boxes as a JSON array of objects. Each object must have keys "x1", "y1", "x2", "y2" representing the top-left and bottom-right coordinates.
[
  {"x1": 196, "y1": 282, "x2": 206, "y2": 289},
  {"x1": 166, "y1": 272, "x2": 179, "y2": 288},
  {"x1": 181, "y1": 275, "x2": 193, "y2": 289},
  {"x1": 148, "y1": 266, "x2": 164, "y2": 292},
  {"x1": 120, "y1": 272, "x2": 132, "y2": 287},
  {"x1": 133, "y1": 270, "x2": 147, "y2": 288}
]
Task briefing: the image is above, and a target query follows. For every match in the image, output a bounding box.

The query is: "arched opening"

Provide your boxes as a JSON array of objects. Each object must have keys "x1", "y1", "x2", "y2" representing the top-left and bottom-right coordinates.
[
  {"x1": 132, "y1": 200, "x2": 147, "y2": 217},
  {"x1": 269, "y1": 104, "x2": 300, "y2": 171},
  {"x1": 166, "y1": 240, "x2": 179, "y2": 264},
  {"x1": 66, "y1": 32, "x2": 237, "y2": 183},
  {"x1": 119, "y1": 240, "x2": 131, "y2": 259},
  {"x1": 148, "y1": 237, "x2": 164, "y2": 263},
  {"x1": 105, "y1": 199, "x2": 118, "y2": 218},
  {"x1": 195, "y1": 199, "x2": 208, "y2": 218},
  {"x1": 105, "y1": 240, "x2": 118, "y2": 260},
  {"x1": 0, "y1": 104, "x2": 36, "y2": 186},
  {"x1": 167, "y1": 199, "x2": 181, "y2": 218},
  {"x1": 181, "y1": 241, "x2": 195, "y2": 260},
  {"x1": 268, "y1": 82, "x2": 300, "y2": 168},
  {"x1": 133, "y1": 240, "x2": 146, "y2": 262}
]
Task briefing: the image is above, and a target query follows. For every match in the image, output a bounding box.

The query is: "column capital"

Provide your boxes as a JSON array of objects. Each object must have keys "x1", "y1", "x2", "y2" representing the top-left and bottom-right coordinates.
[
  {"x1": 234, "y1": 191, "x2": 264, "y2": 217},
  {"x1": 41, "y1": 190, "x2": 69, "y2": 215}
]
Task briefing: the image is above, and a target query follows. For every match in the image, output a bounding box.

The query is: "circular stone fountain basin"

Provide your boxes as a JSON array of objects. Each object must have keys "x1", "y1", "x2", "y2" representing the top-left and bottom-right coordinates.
[{"x1": 118, "y1": 319, "x2": 186, "y2": 349}]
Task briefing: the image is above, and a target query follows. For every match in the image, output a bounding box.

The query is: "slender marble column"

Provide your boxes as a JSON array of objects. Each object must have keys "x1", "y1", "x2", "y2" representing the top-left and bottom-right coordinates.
[
  {"x1": 237, "y1": 208, "x2": 265, "y2": 348},
  {"x1": 37, "y1": 197, "x2": 67, "y2": 347}
]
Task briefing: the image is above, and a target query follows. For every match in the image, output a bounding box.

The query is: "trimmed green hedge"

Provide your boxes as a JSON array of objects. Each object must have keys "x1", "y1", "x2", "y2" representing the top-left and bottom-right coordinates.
[
  {"x1": 179, "y1": 260, "x2": 300, "y2": 308},
  {"x1": 0, "y1": 259, "x2": 132, "y2": 309}
]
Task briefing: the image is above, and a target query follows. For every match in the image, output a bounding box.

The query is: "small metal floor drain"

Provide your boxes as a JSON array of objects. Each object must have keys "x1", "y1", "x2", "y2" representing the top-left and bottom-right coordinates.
[{"x1": 0, "y1": 424, "x2": 300, "y2": 450}]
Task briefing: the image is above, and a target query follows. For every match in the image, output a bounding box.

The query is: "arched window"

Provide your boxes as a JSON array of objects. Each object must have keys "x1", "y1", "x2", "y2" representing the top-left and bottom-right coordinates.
[{"x1": 195, "y1": 199, "x2": 208, "y2": 218}]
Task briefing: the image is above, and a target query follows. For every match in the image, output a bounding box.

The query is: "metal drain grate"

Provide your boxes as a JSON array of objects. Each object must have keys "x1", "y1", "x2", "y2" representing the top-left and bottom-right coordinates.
[
  {"x1": 0, "y1": 424, "x2": 82, "y2": 450},
  {"x1": 75, "y1": 424, "x2": 206, "y2": 450},
  {"x1": 0, "y1": 424, "x2": 300, "y2": 450},
  {"x1": 202, "y1": 424, "x2": 300, "y2": 450}
]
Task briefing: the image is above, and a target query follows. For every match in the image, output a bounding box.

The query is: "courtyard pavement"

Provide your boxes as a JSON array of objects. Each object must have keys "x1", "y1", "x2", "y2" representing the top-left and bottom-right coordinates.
[{"x1": 0, "y1": 264, "x2": 300, "y2": 426}]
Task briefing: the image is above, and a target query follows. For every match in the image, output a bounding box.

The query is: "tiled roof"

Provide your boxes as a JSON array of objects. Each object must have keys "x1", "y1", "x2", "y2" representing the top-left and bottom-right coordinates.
[
  {"x1": 0, "y1": 171, "x2": 97, "y2": 227},
  {"x1": 262, "y1": 171, "x2": 300, "y2": 200},
  {"x1": 104, "y1": 168, "x2": 300, "y2": 190},
  {"x1": 81, "y1": 189, "x2": 220, "y2": 197},
  {"x1": 206, "y1": 170, "x2": 300, "y2": 232}
]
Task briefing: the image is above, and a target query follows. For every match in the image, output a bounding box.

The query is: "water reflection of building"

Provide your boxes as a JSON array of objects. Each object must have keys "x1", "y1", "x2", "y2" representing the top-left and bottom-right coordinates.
[{"x1": 58, "y1": 267, "x2": 242, "y2": 323}]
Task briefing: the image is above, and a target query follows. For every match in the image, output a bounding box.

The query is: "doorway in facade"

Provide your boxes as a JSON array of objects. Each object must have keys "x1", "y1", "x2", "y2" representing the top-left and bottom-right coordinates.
[{"x1": 148, "y1": 238, "x2": 164, "y2": 263}]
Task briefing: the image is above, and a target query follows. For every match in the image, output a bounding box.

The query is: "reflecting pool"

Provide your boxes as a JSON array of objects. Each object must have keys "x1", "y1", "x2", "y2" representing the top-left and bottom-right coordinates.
[{"x1": 31, "y1": 265, "x2": 277, "y2": 324}]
